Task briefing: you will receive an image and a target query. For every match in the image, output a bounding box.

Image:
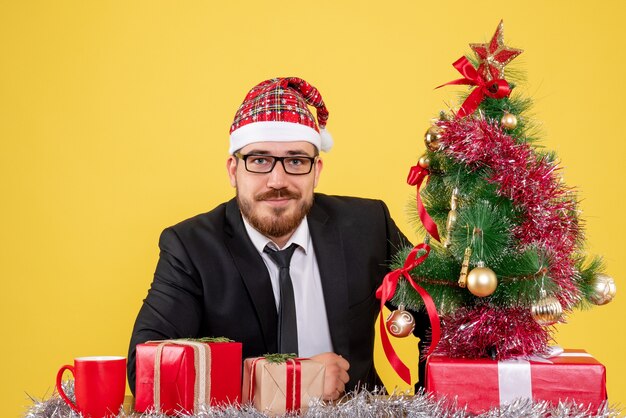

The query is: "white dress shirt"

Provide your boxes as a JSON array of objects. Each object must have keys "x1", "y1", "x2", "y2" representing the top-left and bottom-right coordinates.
[{"x1": 242, "y1": 216, "x2": 334, "y2": 357}]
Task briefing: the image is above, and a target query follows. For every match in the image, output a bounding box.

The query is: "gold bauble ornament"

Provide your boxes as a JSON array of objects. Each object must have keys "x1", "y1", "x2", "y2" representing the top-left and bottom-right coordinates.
[
  {"x1": 424, "y1": 127, "x2": 442, "y2": 151},
  {"x1": 531, "y1": 295, "x2": 563, "y2": 325},
  {"x1": 500, "y1": 112, "x2": 518, "y2": 130},
  {"x1": 589, "y1": 273, "x2": 617, "y2": 305},
  {"x1": 418, "y1": 155, "x2": 430, "y2": 169},
  {"x1": 466, "y1": 262, "x2": 497, "y2": 297},
  {"x1": 385, "y1": 306, "x2": 416, "y2": 338}
]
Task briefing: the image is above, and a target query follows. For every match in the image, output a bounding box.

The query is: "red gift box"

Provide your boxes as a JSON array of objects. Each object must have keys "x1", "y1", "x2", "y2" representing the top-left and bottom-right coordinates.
[
  {"x1": 135, "y1": 339, "x2": 242, "y2": 414},
  {"x1": 426, "y1": 349, "x2": 607, "y2": 414}
]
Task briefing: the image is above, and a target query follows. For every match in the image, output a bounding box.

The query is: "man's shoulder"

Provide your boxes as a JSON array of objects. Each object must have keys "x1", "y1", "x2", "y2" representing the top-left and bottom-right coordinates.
[
  {"x1": 312, "y1": 193, "x2": 391, "y2": 224},
  {"x1": 165, "y1": 199, "x2": 233, "y2": 235},
  {"x1": 313, "y1": 193, "x2": 387, "y2": 212},
  {"x1": 311, "y1": 193, "x2": 404, "y2": 248}
]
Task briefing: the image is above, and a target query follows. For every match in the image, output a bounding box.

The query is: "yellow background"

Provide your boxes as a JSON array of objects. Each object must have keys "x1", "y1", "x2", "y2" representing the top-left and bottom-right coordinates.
[{"x1": 2, "y1": 1, "x2": 624, "y2": 415}]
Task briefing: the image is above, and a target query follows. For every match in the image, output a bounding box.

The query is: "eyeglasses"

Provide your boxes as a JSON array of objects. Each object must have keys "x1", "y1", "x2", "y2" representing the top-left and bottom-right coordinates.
[{"x1": 234, "y1": 153, "x2": 317, "y2": 175}]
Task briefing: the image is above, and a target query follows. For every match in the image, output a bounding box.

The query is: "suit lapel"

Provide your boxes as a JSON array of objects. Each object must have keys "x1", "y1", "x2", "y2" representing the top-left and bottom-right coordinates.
[
  {"x1": 224, "y1": 199, "x2": 278, "y2": 353},
  {"x1": 308, "y1": 200, "x2": 351, "y2": 358}
]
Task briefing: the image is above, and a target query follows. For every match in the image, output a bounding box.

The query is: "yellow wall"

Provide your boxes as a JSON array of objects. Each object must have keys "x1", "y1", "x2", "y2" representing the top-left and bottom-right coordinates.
[{"x1": 2, "y1": 1, "x2": 624, "y2": 415}]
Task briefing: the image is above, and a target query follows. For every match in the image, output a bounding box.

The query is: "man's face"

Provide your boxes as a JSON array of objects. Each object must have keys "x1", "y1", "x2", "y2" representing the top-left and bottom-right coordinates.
[{"x1": 226, "y1": 141, "x2": 323, "y2": 242}]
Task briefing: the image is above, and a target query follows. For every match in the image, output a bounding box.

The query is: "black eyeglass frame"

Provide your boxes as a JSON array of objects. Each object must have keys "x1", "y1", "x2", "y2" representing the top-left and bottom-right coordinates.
[{"x1": 234, "y1": 152, "x2": 318, "y2": 175}]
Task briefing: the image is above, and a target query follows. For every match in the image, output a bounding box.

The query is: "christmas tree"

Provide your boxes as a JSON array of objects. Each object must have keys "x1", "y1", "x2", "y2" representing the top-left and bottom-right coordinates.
[{"x1": 379, "y1": 21, "x2": 617, "y2": 380}]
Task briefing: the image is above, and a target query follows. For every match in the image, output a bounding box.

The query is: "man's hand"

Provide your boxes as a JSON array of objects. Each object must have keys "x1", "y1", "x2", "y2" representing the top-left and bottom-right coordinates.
[{"x1": 310, "y1": 352, "x2": 350, "y2": 401}]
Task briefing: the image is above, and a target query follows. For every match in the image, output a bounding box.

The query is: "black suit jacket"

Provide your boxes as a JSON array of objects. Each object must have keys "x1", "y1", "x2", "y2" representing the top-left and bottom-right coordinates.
[{"x1": 127, "y1": 193, "x2": 425, "y2": 394}]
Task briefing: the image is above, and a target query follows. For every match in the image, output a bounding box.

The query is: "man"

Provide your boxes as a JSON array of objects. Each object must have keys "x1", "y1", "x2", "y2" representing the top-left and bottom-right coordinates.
[{"x1": 128, "y1": 77, "x2": 426, "y2": 400}]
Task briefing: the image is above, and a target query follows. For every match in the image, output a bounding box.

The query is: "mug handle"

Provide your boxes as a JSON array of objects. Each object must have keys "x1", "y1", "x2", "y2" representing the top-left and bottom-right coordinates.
[{"x1": 56, "y1": 365, "x2": 80, "y2": 414}]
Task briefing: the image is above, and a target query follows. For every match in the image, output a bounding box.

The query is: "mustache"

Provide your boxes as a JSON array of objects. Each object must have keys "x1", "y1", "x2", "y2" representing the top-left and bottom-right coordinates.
[{"x1": 255, "y1": 189, "x2": 301, "y2": 201}]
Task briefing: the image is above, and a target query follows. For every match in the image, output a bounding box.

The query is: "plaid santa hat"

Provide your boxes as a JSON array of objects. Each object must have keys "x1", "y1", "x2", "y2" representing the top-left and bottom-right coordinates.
[{"x1": 229, "y1": 77, "x2": 333, "y2": 154}]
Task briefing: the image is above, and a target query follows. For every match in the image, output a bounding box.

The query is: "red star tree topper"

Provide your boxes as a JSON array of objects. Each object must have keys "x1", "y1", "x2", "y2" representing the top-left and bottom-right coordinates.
[{"x1": 470, "y1": 20, "x2": 523, "y2": 81}]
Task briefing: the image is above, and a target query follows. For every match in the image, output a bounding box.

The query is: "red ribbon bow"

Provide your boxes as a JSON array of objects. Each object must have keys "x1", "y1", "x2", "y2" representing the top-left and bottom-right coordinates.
[
  {"x1": 375, "y1": 243, "x2": 441, "y2": 385},
  {"x1": 437, "y1": 56, "x2": 511, "y2": 118},
  {"x1": 407, "y1": 164, "x2": 440, "y2": 242}
]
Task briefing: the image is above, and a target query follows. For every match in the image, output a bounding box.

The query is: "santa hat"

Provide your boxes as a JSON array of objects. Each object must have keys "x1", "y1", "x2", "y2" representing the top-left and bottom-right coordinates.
[{"x1": 229, "y1": 77, "x2": 333, "y2": 154}]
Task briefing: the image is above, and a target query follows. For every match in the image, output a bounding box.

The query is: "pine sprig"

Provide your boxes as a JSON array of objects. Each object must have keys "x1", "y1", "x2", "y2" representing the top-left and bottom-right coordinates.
[
  {"x1": 574, "y1": 255, "x2": 605, "y2": 309},
  {"x1": 390, "y1": 245, "x2": 469, "y2": 315},
  {"x1": 263, "y1": 353, "x2": 297, "y2": 363},
  {"x1": 448, "y1": 200, "x2": 513, "y2": 265},
  {"x1": 186, "y1": 336, "x2": 234, "y2": 343}
]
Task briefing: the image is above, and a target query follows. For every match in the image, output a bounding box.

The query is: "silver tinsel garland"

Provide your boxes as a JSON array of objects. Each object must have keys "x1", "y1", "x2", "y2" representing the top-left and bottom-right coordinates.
[{"x1": 25, "y1": 381, "x2": 620, "y2": 418}]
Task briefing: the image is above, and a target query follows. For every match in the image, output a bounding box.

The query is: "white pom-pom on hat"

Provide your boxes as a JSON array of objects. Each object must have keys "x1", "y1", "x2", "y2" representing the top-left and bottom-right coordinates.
[{"x1": 319, "y1": 127, "x2": 333, "y2": 152}]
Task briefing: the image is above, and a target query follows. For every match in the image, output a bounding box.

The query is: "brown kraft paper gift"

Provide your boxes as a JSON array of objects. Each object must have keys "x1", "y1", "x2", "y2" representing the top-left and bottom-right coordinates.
[{"x1": 242, "y1": 357, "x2": 325, "y2": 416}]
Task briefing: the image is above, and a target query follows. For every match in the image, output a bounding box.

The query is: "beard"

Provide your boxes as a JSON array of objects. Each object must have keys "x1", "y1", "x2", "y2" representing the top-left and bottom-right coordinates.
[{"x1": 237, "y1": 188, "x2": 314, "y2": 239}]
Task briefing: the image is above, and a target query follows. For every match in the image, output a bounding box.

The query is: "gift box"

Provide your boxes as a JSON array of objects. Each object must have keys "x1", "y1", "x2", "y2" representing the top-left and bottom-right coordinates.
[
  {"x1": 426, "y1": 349, "x2": 607, "y2": 414},
  {"x1": 242, "y1": 356, "x2": 325, "y2": 416},
  {"x1": 135, "y1": 339, "x2": 242, "y2": 414}
]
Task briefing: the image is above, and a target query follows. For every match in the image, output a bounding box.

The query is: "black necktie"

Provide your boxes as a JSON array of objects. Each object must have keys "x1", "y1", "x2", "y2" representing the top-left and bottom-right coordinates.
[{"x1": 264, "y1": 243, "x2": 299, "y2": 354}]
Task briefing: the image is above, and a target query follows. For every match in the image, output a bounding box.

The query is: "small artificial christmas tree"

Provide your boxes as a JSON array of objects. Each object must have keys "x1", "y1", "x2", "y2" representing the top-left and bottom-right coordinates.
[{"x1": 379, "y1": 20, "x2": 617, "y2": 383}]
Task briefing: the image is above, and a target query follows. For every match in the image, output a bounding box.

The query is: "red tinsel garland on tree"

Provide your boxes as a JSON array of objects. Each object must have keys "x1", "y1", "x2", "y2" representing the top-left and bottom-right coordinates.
[
  {"x1": 435, "y1": 304, "x2": 552, "y2": 360},
  {"x1": 438, "y1": 117, "x2": 581, "y2": 308}
]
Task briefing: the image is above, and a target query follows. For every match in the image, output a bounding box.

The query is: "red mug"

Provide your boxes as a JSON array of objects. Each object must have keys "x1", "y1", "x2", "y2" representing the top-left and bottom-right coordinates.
[{"x1": 56, "y1": 356, "x2": 126, "y2": 418}]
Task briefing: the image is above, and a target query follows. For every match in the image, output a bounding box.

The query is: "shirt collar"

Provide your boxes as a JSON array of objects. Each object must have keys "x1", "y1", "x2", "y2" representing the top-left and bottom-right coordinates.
[{"x1": 242, "y1": 215, "x2": 310, "y2": 254}]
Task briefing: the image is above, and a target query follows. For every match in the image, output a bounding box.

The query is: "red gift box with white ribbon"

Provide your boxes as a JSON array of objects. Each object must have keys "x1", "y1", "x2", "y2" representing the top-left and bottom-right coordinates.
[
  {"x1": 135, "y1": 339, "x2": 242, "y2": 414},
  {"x1": 426, "y1": 348, "x2": 607, "y2": 414}
]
